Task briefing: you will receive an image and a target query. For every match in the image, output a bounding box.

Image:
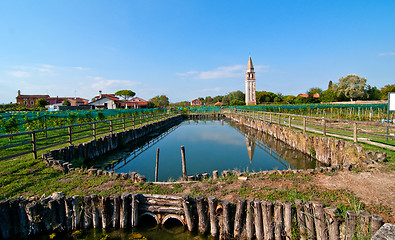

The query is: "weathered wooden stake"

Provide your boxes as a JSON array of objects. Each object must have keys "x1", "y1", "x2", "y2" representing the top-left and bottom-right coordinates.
[
  {"x1": 91, "y1": 194, "x2": 101, "y2": 229},
  {"x1": 246, "y1": 198, "x2": 255, "y2": 240},
  {"x1": 155, "y1": 148, "x2": 160, "y2": 182},
  {"x1": 65, "y1": 196, "x2": 73, "y2": 230},
  {"x1": 83, "y1": 195, "x2": 92, "y2": 229},
  {"x1": 324, "y1": 206, "x2": 340, "y2": 240},
  {"x1": 181, "y1": 146, "x2": 187, "y2": 181},
  {"x1": 262, "y1": 200, "x2": 274, "y2": 240},
  {"x1": 322, "y1": 119, "x2": 326, "y2": 137},
  {"x1": 208, "y1": 196, "x2": 219, "y2": 238},
  {"x1": 120, "y1": 193, "x2": 131, "y2": 228},
  {"x1": 312, "y1": 201, "x2": 328, "y2": 240},
  {"x1": 99, "y1": 195, "x2": 111, "y2": 229},
  {"x1": 131, "y1": 193, "x2": 139, "y2": 227},
  {"x1": 112, "y1": 194, "x2": 121, "y2": 228},
  {"x1": 234, "y1": 197, "x2": 246, "y2": 239},
  {"x1": 295, "y1": 200, "x2": 307, "y2": 240},
  {"x1": 304, "y1": 201, "x2": 315, "y2": 240},
  {"x1": 358, "y1": 210, "x2": 371, "y2": 236},
  {"x1": 371, "y1": 215, "x2": 383, "y2": 234},
  {"x1": 345, "y1": 210, "x2": 357, "y2": 240},
  {"x1": 353, "y1": 122, "x2": 358, "y2": 142},
  {"x1": 283, "y1": 201, "x2": 292, "y2": 240},
  {"x1": 274, "y1": 202, "x2": 283, "y2": 240},
  {"x1": 303, "y1": 117, "x2": 306, "y2": 134},
  {"x1": 182, "y1": 195, "x2": 195, "y2": 232},
  {"x1": 213, "y1": 170, "x2": 219, "y2": 180},
  {"x1": 254, "y1": 199, "x2": 264, "y2": 240},
  {"x1": 220, "y1": 200, "x2": 232, "y2": 240},
  {"x1": 196, "y1": 196, "x2": 209, "y2": 235}
]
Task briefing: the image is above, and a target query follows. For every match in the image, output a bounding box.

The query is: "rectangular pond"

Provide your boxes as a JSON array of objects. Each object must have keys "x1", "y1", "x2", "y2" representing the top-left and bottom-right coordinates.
[{"x1": 95, "y1": 119, "x2": 324, "y2": 181}]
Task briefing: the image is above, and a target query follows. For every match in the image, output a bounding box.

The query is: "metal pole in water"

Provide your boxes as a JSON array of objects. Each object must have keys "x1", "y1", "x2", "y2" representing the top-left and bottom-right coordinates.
[
  {"x1": 181, "y1": 146, "x2": 187, "y2": 180},
  {"x1": 155, "y1": 148, "x2": 159, "y2": 182}
]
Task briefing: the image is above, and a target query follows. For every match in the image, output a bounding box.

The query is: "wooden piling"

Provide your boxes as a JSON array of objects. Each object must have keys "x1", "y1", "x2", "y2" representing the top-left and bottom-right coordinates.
[
  {"x1": 233, "y1": 197, "x2": 246, "y2": 239},
  {"x1": 181, "y1": 146, "x2": 187, "y2": 181},
  {"x1": 208, "y1": 196, "x2": 219, "y2": 238},
  {"x1": 274, "y1": 201, "x2": 283, "y2": 240},
  {"x1": 120, "y1": 193, "x2": 131, "y2": 228},
  {"x1": 83, "y1": 195, "x2": 92, "y2": 229},
  {"x1": 295, "y1": 200, "x2": 306, "y2": 240},
  {"x1": 345, "y1": 211, "x2": 357, "y2": 240},
  {"x1": 304, "y1": 201, "x2": 315, "y2": 240},
  {"x1": 155, "y1": 148, "x2": 159, "y2": 182},
  {"x1": 131, "y1": 193, "x2": 139, "y2": 227},
  {"x1": 91, "y1": 194, "x2": 101, "y2": 229},
  {"x1": 358, "y1": 210, "x2": 371, "y2": 236},
  {"x1": 283, "y1": 201, "x2": 292, "y2": 240},
  {"x1": 112, "y1": 194, "x2": 121, "y2": 228},
  {"x1": 213, "y1": 170, "x2": 219, "y2": 180},
  {"x1": 196, "y1": 196, "x2": 209, "y2": 235},
  {"x1": 246, "y1": 198, "x2": 255, "y2": 240},
  {"x1": 65, "y1": 196, "x2": 73, "y2": 230},
  {"x1": 312, "y1": 201, "x2": 328, "y2": 240},
  {"x1": 262, "y1": 200, "x2": 274, "y2": 240},
  {"x1": 220, "y1": 200, "x2": 232, "y2": 240},
  {"x1": 324, "y1": 206, "x2": 339, "y2": 240},
  {"x1": 101, "y1": 195, "x2": 112, "y2": 229},
  {"x1": 254, "y1": 199, "x2": 264, "y2": 240},
  {"x1": 181, "y1": 195, "x2": 195, "y2": 232},
  {"x1": 25, "y1": 201, "x2": 42, "y2": 235}
]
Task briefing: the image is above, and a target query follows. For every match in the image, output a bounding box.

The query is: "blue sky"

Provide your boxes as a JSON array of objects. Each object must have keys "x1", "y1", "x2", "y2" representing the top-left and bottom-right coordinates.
[{"x1": 0, "y1": 0, "x2": 394, "y2": 104}]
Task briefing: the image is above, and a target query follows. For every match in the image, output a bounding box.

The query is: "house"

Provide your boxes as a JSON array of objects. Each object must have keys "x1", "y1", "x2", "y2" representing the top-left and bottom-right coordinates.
[
  {"x1": 190, "y1": 99, "x2": 202, "y2": 106},
  {"x1": 16, "y1": 90, "x2": 50, "y2": 107},
  {"x1": 298, "y1": 93, "x2": 320, "y2": 98},
  {"x1": 214, "y1": 102, "x2": 223, "y2": 106},
  {"x1": 89, "y1": 91, "x2": 148, "y2": 109},
  {"x1": 47, "y1": 97, "x2": 89, "y2": 106}
]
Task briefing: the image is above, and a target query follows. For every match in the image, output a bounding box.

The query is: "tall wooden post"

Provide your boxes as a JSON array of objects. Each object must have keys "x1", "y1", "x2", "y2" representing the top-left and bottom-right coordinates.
[
  {"x1": 110, "y1": 120, "x2": 113, "y2": 134},
  {"x1": 92, "y1": 123, "x2": 96, "y2": 139},
  {"x1": 123, "y1": 118, "x2": 126, "y2": 131},
  {"x1": 278, "y1": 114, "x2": 281, "y2": 125},
  {"x1": 31, "y1": 131, "x2": 37, "y2": 159},
  {"x1": 68, "y1": 126, "x2": 72, "y2": 145},
  {"x1": 155, "y1": 148, "x2": 160, "y2": 182},
  {"x1": 181, "y1": 146, "x2": 187, "y2": 181},
  {"x1": 208, "y1": 196, "x2": 219, "y2": 238},
  {"x1": 288, "y1": 115, "x2": 291, "y2": 128},
  {"x1": 322, "y1": 119, "x2": 326, "y2": 137},
  {"x1": 303, "y1": 117, "x2": 306, "y2": 134},
  {"x1": 353, "y1": 123, "x2": 357, "y2": 143},
  {"x1": 44, "y1": 115, "x2": 48, "y2": 138},
  {"x1": 270, "y1": 113, "x2": 272, "y2": 123}
]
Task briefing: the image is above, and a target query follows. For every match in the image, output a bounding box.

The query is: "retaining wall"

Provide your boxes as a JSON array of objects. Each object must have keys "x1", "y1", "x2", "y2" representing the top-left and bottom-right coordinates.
[
  {"x1": 0, "y1": 192, "x2": 386, "y2": 240},
  {"x1": 226, "y1": 113, "x2": 386, "y2": 166},
  {"x1": 43, "y1": 115, "x2": 183, "y2": 174}
]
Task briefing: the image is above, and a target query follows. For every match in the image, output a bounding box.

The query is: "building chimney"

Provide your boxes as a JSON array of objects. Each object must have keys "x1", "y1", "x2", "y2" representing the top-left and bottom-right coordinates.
[
  {"x1": 18, "y1": 90, "x2": 21, "y2": 96},
  {"x1": 99, "y1": 90, "x2": 102, "y2": 98}
]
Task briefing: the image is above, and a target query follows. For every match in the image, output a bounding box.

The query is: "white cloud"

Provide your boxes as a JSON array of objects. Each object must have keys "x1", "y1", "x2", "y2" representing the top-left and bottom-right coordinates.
[
  {"x1": 90, "y1": 77, "x2": 141, "y2": 89},
  {"x1": 177, "y1": 64, "x2": 270, "y2": 80},
  {"x1": 378, "y1": 52, "x2": 395, "y2": 56},
  {"x1": 8, "y1": 71, "x2": 30, "y2": 78}
]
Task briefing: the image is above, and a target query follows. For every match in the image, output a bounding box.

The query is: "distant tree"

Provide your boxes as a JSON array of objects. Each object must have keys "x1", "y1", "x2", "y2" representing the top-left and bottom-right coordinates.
[
  {"x1": 256, "y1": 91, "x2": 276, "y2": 103},
  {"x1": 115, "y1": 90, "x2": 136, "y2": 102},
  {"x1": 230, "y1": 99, "x2": 245, "y2": 106},
  {"x1": 36, "y1": 98, "x2": 49, "y2": 107},
  {"x1": 307, "y1": 87, "x2": 323, "y2": 95},
  {"x1": 171, "y1": 101, "x2": 190, "y2": 107},
  {"x1": 198, "y1": 97, "x2": 205, "y2": 105},
  {"x1": 222, "y1": 91, "x2": 245, "y2": 105},
  {"x1": 333, "y1": 74, "x2": 368, "y2": 101},
  {"x1": 294, "y1": 95, "x2": 308, "y2": 104},
  {"x1": 212, "y1": 95, "x2": 223, "y2": 103},
  {"x1": 150, "y1": 95, "x2": 169, "y2": 107},
  {"x1": 283, "y1": 95, "x2": 295, "y2": 104},
  {"x1": 380, "y1": 84, "x2": 395, "y2": 100},
  {"x1": 320, "y1": 90, "x2": 337, "y2": 102},
  {"x1": 62, "y1": 99, "x2": 71, "y2": 106},
  {"x1": 328, "y1": 80, "x2": 333, "y2": 90},
  {"x1": 366, "y1": 85, "x2": 382, "y2": 100},
  {"x1": 205, "y1": 96, "x2": 214, "y2": 105}
]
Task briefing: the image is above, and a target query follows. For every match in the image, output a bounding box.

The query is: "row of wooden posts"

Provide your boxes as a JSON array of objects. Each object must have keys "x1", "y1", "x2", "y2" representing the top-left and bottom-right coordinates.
[{"x1": 154, "y1": 146, "x2": 187, "y2": 182}]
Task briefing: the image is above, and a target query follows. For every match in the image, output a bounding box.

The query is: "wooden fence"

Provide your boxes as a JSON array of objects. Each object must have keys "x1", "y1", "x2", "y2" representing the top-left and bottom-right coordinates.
[
  {"x1": 0, "y1": 112, "x2": 174, "y2": 161},
  {"x1": 236, "y1": 109, "x2": 395, "y2": 149}
]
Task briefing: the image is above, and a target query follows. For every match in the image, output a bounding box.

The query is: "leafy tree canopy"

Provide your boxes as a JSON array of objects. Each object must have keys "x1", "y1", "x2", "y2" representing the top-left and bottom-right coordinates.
[
  {"x1": 333, "y1": 74, "x2": 368, "y2": 101},
  {"x1": 150, "y1": 95, "x2": 169, "y2": 107},
  {"x1": 62, "y1": 99, "x2": 71, "y2": 106},
  {"x1": 115, "y1": 90, "x2": 136, "y2": 101},
  {"x1": 380, "y1": 84, "x2": 395, "y2": 100},
  {"x1": 36, "y1": 98, "x2": 49, "y2": 107}
]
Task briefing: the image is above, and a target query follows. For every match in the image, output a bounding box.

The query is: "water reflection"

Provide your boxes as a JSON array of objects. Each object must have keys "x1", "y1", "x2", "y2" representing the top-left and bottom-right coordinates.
[{"x1": 96, "y1": 119, "x2": 323, "y2": 181}]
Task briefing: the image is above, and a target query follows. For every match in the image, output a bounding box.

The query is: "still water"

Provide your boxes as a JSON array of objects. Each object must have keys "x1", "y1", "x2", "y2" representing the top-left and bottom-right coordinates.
[{"x1": 96, "y1": 119, "x2": 322, "y2": 181}]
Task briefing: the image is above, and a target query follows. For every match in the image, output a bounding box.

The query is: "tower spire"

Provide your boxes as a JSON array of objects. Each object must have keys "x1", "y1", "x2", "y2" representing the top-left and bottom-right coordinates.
[
  {"x1": 245, "y1": 56, "x2": 257, "y2": 105},
  {"x1": 247, "y1": 56, "x2": 254, "y2": 71}
]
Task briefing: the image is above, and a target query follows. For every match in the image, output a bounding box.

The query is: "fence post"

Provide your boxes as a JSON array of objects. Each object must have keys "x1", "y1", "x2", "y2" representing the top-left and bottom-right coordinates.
[
  {"x1": 181, "y1": 146, "x2": 187, "y2": 181},
  {"x1": 303, "y1": 117, "x2": 306, "y2": 134},
  {"x1": 353, "y1": 123, "x2": 357, "y2": 143},
  {"x1": 278, "y1": 114, "x2": 281, "y2": 125},
  {"x1": 155, "y1": 148, "x2": 160, "y2": 182},
  {"x1": 68, "y1": 126, "x2": 72, "y2": 145},
  {"x1": 110, "y1": 120, "x2": 113, "y2": 134},
  {"x1": 123, "y1": 118, "x2": 126, "y2": 131},
  {"x1": 288, "y1": 115, "x2": 291, "y2": 128},
  {"x1": 92, "y1": 123, "x2": 96, "y2": 139},
  {"x1": 322, "y1": 119, "x2": 326, "y2": 137},
  {"x1": 270, "y1": 113, "x2": 272, "y2": 123},
  {"x1": 31, "y1": 131, "x2": 37, "y2": 159},
  {"x1": 133, "y1": 116, "x2": 135, "y2": 129},
  {"x1": 44, "y1": 115, "x2": 48, "y2": 138}
]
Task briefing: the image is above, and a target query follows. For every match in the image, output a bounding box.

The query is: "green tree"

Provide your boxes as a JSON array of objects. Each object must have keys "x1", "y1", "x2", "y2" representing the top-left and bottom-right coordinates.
[
  {"x1": 256, "y1": 91, "x2": 276, "y2": 103},
  {"x1": 115, "y1": 90, "x2": 136, "y2": 102},
  {"x1": 283, "y1": 95, "x2": 295, "y2": 104},
  {"x1": 36, "y1": 98, "x2": 49, "y2": 107},
  {"x1": 380, "y1": 84, "x2": 395, "y2": 100},
  {"x1": 62, "y1": 99, "x2": 71, "y2": 106},
  {"x1": 333, "y1": 74, "x2": 368, "y2": 101},
  {"x1": 230, "y1": 99, "x2": 245, "y2": 106},
  {"x1": 366, "y1": 85, "x2": 382, "y2": 100},
  {"x1": 150, "y1": 95, "x2": 169, "y2": 107}
]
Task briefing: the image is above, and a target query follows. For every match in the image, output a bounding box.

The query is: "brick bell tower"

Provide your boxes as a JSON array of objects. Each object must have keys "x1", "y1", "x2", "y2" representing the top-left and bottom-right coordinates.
[{"x1": 245, "y1": 56, "x2": 256, "y2": 105}]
